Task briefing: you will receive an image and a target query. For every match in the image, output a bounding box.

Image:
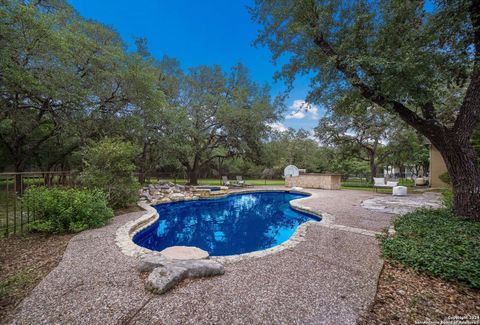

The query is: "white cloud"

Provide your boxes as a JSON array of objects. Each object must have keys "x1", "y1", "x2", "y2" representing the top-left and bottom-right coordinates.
[
  {"x1": 287, "y1": 110, "x2": 306, "y2": 119},
  {"x1": 307, "y1": 130, "x2": 322, "y2": 144},
  {"x1": 285, "y1": 100, "x2": 320, "y2": 120},
  {"x1": 267, "y1": 122, "x2": 288, "y2": 132}
]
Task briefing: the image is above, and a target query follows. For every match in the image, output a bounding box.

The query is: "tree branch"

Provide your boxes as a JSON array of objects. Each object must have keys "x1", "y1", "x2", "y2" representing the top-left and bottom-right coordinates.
[
  {"x1": 453, "y1": 1, "x2": 480, "y2": 141},
  {"x1": 306, "y1": 2, "x2": 446, "y2": 141}
]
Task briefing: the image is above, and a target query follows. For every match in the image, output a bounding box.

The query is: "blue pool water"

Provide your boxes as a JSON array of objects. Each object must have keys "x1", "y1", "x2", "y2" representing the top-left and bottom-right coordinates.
[{"x1": 133, "y1": 191, "x2": 320, "y2": 256}]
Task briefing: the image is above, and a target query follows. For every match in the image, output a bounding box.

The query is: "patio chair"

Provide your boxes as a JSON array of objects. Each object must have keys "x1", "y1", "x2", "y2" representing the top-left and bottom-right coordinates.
[
  {"x1": 235, "y1": 176, "x2": 246, "y2": 186},
  {"x1": 373, "y1": 177, "x2": 399, "y2": 192},
  {"x1": 222, "y1": 176, "x2": 230, "y2": 186},
  {"x1": 373, "y1": 177, "x2": 385, "y2": 188},
  {"x1": 222, "y1": 176, "x2": 242, "y2": 188}
]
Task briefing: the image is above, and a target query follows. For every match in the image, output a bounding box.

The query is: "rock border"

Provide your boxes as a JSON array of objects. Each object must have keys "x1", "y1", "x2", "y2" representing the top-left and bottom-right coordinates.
[
  {"x1": 115, "y1": 188, "x2": 332, "y2": 263},
  {"x1": 115, "y1": 201, "x2": 161, "y2": 257}
]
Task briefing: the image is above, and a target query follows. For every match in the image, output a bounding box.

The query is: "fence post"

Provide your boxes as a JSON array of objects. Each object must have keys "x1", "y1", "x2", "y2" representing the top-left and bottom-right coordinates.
[
  {"x1": 13, "y1": 175, "x2": 17, "y2": 235},
  {"x1": 5, "y1": 177, "x2": 9, "y2": 237},
  {"x1": 20, "y1": 174, "x2": 23, "y2": 233},
  {"x1": 26, "y1": 177, "x2": 30, "y2": 225}
]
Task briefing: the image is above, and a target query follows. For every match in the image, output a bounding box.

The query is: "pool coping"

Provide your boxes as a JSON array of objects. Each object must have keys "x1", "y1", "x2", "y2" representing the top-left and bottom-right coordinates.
[{"x1": 115, "y1": 188, "x2": 335, "y2": 263}]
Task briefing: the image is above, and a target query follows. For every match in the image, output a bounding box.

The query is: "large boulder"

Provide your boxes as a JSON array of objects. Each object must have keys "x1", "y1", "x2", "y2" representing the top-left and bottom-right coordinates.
[
  {"x1": 169, "y1": 193, "x2": 186, "y2": 201},
  {"x1": 139, "y1": 192, "x2": 153, "y2": 202},
  {"x1": 145, "y1": 265, "x2": 188, "y2": 294},
  {"x1": 175, "y1": 259, "x2": 225, "y2": 278},
  {"x1": 144, "y1": 260, "x2": 225, "y2": 294},
  {"x1": 137, "y1": 254, "x2": 168, "y2": 272},
  {"x1": 157, "y1": 197, "x2": 171, "y2": 204}
]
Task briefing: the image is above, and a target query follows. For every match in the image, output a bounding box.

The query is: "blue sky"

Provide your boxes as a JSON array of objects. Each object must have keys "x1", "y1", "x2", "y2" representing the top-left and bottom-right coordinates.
[{"x1": 67, "y1": 0, "x2": 323, "y2": 131}]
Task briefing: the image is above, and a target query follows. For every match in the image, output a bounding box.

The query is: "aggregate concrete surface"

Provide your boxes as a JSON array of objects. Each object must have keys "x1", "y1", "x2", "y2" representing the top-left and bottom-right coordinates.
[{"x1": 10, "y1": 188, "x2": 403, "y2": 325}]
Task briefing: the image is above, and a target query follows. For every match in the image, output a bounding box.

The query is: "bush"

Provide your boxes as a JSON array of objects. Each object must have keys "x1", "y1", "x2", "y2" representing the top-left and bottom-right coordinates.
[
  {"x1": 23, "y1": 187, "x2": 113, "y2": 233},
  {"x1": 442, "y1": 190, "x2": 454, "y2": 211},
  {"x1": 439, "y1": 171, "x2": 451, "y2": 184},
  {"x1": 80, "y1": 138, "x2": 140, "y2": 208},
  {"x1": 381, "y1": 209, "x2": 480, "y2": 288}
]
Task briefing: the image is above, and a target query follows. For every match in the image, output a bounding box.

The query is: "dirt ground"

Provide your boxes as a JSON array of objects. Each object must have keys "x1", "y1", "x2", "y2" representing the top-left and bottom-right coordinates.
[
  {"x1": 0, "y1": 206, "x2": 141, "y2": 324},
  {"x1": 0, "y1": 233, "x2": 74, "y2": 323},
  {"x1": 359, "y1": 262, "x2": 480, "y2": 324}
]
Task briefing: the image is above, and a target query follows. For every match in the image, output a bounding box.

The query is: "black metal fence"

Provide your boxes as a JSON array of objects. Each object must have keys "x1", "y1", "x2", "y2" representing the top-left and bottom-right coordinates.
[
  {"x1": 0, "y1": 170, "x2": 286, "y2": 238},
  {"x1": 0, "y1": 171, "x2": 75, "y2": 237}
]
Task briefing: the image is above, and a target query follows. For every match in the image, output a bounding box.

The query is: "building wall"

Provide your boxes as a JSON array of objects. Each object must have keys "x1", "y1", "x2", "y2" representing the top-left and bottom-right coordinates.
[
  {"x1": 285, "y1": 174, "x2": 342, "y2": 190},
  {"x1": 430, "y1": 145, "x2": 449, "y2": 188}
]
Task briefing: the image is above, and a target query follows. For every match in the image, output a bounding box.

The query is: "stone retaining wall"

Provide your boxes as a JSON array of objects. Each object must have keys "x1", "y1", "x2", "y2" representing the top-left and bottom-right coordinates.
[{"x1": 285, "y1": 173, "x2": 342, "y2": 190}]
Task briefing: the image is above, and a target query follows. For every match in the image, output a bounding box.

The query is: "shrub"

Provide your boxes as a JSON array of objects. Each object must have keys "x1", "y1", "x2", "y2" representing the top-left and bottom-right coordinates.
[
  {"x1": 79, "y1": 138, "x2": 140, "y2": 208},
  {"x1": 23, "y1": 187, "x2": 113, "y2": 233},
  {"x1": 442, "y1": 190, "x2": 454, "y2": 211},
  {"x1": 381, "y1": 209, "x2": 480, "y2": 288},
  {"x1": 439, "y1": 171, "x2": 451, "y2": 184}
]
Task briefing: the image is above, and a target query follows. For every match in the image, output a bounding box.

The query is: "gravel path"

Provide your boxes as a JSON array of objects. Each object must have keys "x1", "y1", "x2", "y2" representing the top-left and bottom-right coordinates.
[
  {"x1": 294, "y1": 189, "x2": 396, "y2": 232},
  {"x1": 10, "y1": 189, "x2": 395, "y2": 325}
]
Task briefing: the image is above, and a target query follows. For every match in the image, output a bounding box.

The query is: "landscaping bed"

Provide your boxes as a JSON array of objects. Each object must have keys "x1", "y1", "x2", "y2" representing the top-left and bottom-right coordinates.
[
  {"x1": 0, "y1": 233, "x2": 74, "y2": 323},
  {"x1": 361, "y1": 208, "x2": 480, "y2": 324},
  {"x1": 0, "y1": 206, "x2": 141, "y2": 324},
  {"x1": 359, "y1": 262, "x2": 480, "y2": 324},
  {"x1": 381, "y1": 209, "x2": 479, "y2": 288}
]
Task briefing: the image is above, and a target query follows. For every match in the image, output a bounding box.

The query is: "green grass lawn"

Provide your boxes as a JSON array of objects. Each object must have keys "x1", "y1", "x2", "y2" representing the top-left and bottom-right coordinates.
[
  {"x1": 341, "y1": 185, "x2": 393, "y2": 193},
  {"x1": 144, "y1": 178, "x2": 285, "y2": 186},
  {"x1": 0, "y1": 176, "x2": 50, "y2": 187},
  {"x1": 145, "y1": 177, "x2": 419, "y2": 192},
  {"x1": 341, "y1": 178, "x2": 418, "y2": 193}
]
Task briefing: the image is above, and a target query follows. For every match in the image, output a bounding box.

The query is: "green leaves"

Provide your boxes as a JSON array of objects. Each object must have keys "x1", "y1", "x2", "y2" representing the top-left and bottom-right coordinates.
[
  {"x1": 79, "y1": 138, "x2": 140, "y2": 209},
  {"x1": 251, "y1": 0, "x2": 473, "y2": 123},
  {"x1": 157, "y1": 62, "x2": 279, "y2": 183},
  {"x1": 22, "y1": 186, "x2": 113, "y2": 234},
  {"x1": 381, "y1": 209, "x2": 480, "y2": 288},
  {"x1": 0, "y1": 1, "x2": 166, "y2": 173}
]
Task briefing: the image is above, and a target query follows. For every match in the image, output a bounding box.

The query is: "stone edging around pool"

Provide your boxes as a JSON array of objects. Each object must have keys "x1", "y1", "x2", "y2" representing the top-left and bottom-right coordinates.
[{"x1": 115, "y1": 188, "x2": 377, "y2": 264}]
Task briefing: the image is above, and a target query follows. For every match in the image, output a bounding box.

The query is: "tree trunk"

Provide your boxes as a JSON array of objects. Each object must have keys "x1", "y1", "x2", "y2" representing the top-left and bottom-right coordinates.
[
  {"x1": 14, "y1": 161, "x2": 24, "y2": 193},
  {"x1": 437, "y1": 139, "x2": 480, "y2": 219},
  {"x1": 368, "y1": 153, "x2": 377, "y2": 183},
  {"x1": 188, "y1": 169, "x2": 199, "y2": 186},
  {"x1": 138, "y1": 142, "x2": 148, "y2": 184},
  {"x1": 187, "y1": 154, "x2": 201, "y2": 185}
]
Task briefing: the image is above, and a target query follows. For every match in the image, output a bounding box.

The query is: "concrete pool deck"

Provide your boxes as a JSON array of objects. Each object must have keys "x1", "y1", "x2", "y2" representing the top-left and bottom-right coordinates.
[{"x1": 11, "y1": 188, "x2": 399, "y2": 325}]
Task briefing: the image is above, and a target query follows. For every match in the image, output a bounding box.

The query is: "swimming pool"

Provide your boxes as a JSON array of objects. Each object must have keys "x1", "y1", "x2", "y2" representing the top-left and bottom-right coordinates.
[{"x1": 133, "y1": 191, "x2": 320, "y2": 256}]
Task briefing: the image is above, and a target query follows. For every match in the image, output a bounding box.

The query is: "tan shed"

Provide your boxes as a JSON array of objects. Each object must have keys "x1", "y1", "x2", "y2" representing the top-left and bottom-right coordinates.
[{"x1": 427, "y1": 142, "x2": 450, "y2": 188}]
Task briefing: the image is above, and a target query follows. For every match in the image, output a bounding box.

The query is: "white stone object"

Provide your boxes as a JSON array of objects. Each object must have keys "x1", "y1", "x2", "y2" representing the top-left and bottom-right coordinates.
[
  {"x1": 392, "y1": 186, "x2": 407, "y2": 196},
  {"x1": 160, "y1": 246, "x2": 209, "y2": 260},
  {"x1": 292, "y1": 187, "x2": 303, "y2": 191}
]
